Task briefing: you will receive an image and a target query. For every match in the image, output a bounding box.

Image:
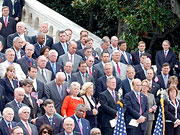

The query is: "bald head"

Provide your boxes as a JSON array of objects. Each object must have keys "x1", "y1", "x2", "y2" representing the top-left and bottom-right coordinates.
[{"x1": 55, "y1": 72, "x2": 66, "y2": 85}]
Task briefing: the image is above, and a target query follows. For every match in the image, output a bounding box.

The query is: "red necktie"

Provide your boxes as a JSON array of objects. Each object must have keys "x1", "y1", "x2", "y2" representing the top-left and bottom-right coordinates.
[
  {"x1": 29, "y1": 60, "x2": 32, "y2": 66},
  {"x1": 89, "y1": 67, "x2": 92, "y2": 75},
  {"x1": 137, "y1": 93, "x2": 142, "y2": 115},
  {"x1": 116, "y1": 63, "x2": 120, "y2": 74},
  {"x1": 8, "y1": 122, "x2": 11, "y2": 134},
  {"x1": 26, "y1": 122, "x2": 32, "y2": 135},
  {"x1": 4, "y1": 17, "x2": 7, "y2": 27}
]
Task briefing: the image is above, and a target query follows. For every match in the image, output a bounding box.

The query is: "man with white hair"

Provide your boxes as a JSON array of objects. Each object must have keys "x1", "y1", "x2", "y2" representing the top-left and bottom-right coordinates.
[
  {"x1": 7, "y1": 22, "x2": 32, "y2": 48},
  {"x1": 17, "y1": 106, "x2": 38, "y2": 135},
  {"x1": 45, "y1": 72, "x2": 69, "y2": 114},
  {"x1": 46, "y1": 49, "x2": 63, "y2": 79},
  {"x1": 110, "y1": 36, "x2": 119, "y2": 51},
  {"x1": 90, "y1": 128, "x2": 102, "y2": 135},
  {"x1": 17, "y1": 44, "x2": 37, "y2": 75},
  {"x1": 11, "y1": 126, "x2": 24, "y2": 135},
  {"x1": 0, "y1": 107, "x2": 17, "y2": 135},
  {"x1": 0, "y1": 48, "x2": 26, "y2": 80},
  {"x1": 36, "y1": 55, "x2": 52, "y2": 83},
  {"x1": 5, "y1": 88, "x2": 26, "y2": 122},
  {"x1": 56, "y1": 117, "x2": 81, "y2": 135},
  {"x1": 31, "y1": 22, "x2": 54, "y2": 48}
]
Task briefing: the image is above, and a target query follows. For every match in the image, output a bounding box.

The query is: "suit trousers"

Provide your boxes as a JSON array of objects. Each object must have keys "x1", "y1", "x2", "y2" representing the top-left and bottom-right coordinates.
[
  {"x1": 127, "y1": 125, "x2": 144, "y2": 135},
  {"x1": 145, "y1": 120, "x2": 153, "y2": 135}
]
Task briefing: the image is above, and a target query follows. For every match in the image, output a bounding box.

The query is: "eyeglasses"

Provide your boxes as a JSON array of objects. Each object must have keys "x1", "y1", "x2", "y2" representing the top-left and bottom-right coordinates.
[
  {"x1": 92, "y1": 132, "x2": 101, "y2": 135},
  {"x1": 42, "y1": 130, "x2": 50, "y2": 134}
]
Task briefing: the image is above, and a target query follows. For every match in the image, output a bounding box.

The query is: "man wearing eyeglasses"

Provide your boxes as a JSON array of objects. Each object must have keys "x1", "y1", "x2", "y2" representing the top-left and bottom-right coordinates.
[{"x1": 90, "y1": 128, "x2": 101, "y2": 135}]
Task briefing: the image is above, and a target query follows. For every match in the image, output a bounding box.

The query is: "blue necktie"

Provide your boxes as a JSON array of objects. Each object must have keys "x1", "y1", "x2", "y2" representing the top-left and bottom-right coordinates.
[{"x1": 52, "y1": 63, "x2": 56, "y2": 74}]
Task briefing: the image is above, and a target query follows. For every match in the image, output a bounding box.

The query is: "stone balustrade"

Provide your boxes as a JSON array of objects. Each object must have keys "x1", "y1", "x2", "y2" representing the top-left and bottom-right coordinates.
[{"x1": 23, "y1": 0, "x2": 101, "y2": 47}]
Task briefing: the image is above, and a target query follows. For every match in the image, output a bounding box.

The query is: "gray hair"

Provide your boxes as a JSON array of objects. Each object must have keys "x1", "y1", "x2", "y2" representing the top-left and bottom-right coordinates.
[
  {"x1": 90, "y1": 128, "x2": 101, "y2": 135},
  {"x1": 13, "y1": 37, "x2": 22, "y2": 43},
  {"x1": 14, "y1": 87, "x2": 25, "y2": 95},
  {"x1": 162, "y1": 40, "x2": 171, "y2": 46},
  {"x1": 18, "y1": 106, "x2": 31, "y2": 115},
  {"x1": 36, "y1": 32, "x2": 45, "y2": 38},
  {"x1": 5, "y1": 48, "x2": 15, "y2": 56},
  {"x1": 106, "y1": 76, "x2": 116, "y2": 83},
  {"x1": 48, "y1": 49, "x2": 58, "y2": 56}
]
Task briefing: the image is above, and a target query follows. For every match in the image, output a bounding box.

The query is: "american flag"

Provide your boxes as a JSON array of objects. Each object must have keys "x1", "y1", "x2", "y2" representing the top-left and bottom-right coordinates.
[
  {"x1": 153, "y1": 98, "x2": 165, "y2": 135},
  {"x1": 113, "y1": 101, "x2": 127, "y2": 135}
]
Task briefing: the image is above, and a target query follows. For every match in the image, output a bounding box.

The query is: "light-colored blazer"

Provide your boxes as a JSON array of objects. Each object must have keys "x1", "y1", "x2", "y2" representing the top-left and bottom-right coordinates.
[
  {"x1": 147, "y1": 93, "x2": 156, "y2": 121},
  {"x1": 36, "y1": 68, "x2": 52, "y2": 84},
  {"x1": 58, "y1": 53, "x2": 82, "y2": 72},
  {"x1": 111, "y1": 61, "x2": 127, "y2": 80},
  {"x1": 0, "y1": 60, "x2": 26, "y2": 80}
]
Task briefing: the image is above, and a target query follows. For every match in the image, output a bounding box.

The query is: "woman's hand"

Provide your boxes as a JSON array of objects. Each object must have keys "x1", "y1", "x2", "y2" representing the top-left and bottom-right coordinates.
[{"x1": 92, "y1": 108, "x2": 98, "y2": 115}]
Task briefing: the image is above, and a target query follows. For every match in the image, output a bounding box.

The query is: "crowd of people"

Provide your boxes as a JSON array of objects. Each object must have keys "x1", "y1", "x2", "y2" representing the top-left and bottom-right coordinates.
[{"x1": 0, "y1": 0, "x2": 180, "y2": 135}]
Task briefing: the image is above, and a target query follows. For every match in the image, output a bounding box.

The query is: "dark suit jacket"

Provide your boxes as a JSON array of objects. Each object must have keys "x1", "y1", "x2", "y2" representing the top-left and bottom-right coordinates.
[
  {"x1": 33, "y1": 42, "x2": 43, "y2": 59},
  {"x1": 95, "y1": 75, "x2": 122, "y2": 98},
  {"x1": 134, "y1": 64, "x2": 143, "y2": 73},
  {"x1": 71, "y1": 115, "x2": 90, "y2": 135},
  {"x1": 99, "y1": 90, "x2": 118, "y2": 128},
  {"x1": 131, "y1": 51, "x2": 152, "y2": 65},
  {"x1": 150, "y1": 81, "x2": 160, "y2": 106},
  {"x1": 0, "y1": 52, "x2": 6, "y2": 63},
  {"x1": 51, "y1": 42, "x2": 67, "y2": 57},
  {"x1": 11, "y1": 47, "x2": 25, "y2": 62},
  {"x1": 135, "y1": 69, "x2": 146, "y2": 81},
  {"x1": 7, "y1": 32, "x2": 33, "y2": 48},
  {"x1": 76, "y1": 48, "x2": 98, "y2": 60},
  {"x1": 0, "y1": 77, "x2": 18, "y2": 104},
  {"x1": 0, "y1": 84, "x2": 5, "y2": 112},
  {"x1": 155, "y1": 50, "x2": 176, "y2": 75},
  {"x1": 3, "y1": 0, "x2": 22, "y2": 20},
  {"x1": 92, "y1": 62, "x2": 105, "y2": 82},
  {"x1": 156, "y1": 74, "x2": 170, "y2": 89},
  {"x1": 0, "y1": 119, "x2": 16, "y2": 135},
  {"x1": 5, "y1": 100, "x2": 26, "y2": 122},
  {"x1": 56, "y1": 131, "x2": 81, "y2": 135},
  {"x1": 120, "y1": 51, "x2": 133, "y2": 65},
  {"x1": 45, "y1": 80, "x2": 69, "y2": 114},
  {"x1": 17, "y1": 121, "x2": 38, "y2": 135},
  {"x1": 122, "y1": 78, "x2": 132, "y2": 96},
  {"x1": 31, "y1": 35, "x2": 53, "y2": 48},
  {"x1": 22, "y1": 95, "x2": 41, "y2": 120},
  {"x1": 71, "y1": 72, "x2": 94, "y2": 87},
  {"x1": 0, "y1": 17, "x2": 16, "y2": 39},
  {"x1": 36, "y1": 115, "x2": 63, "y2": 135},
  {"x1": 124, "y1": 91, "x2": 149, "y2": 130},
  {"x1": 76, "y1": 40, "x2": 83, "y2": 51},
  {"x1": 46, "y1": 61, "x2": 63, "y2": 80},
  {"x1": 16, "y1": 56, "x2": 37, "y2": 75},
  {"x1": 0, "y1": 35, "x2": 6, "y2": 48},
  {"x1": 33, "y1": 79, "x2": 46, "y2": 100}
]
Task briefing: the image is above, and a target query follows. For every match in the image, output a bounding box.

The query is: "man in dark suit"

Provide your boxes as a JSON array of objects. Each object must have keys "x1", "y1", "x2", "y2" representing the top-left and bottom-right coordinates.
[
  {"x1": 134, "y1": 53, "x2": 149, "y2": 72},
  {"x1": 118, "y1": 40, "x2": 133, "y2": 65},
  {"x1": 131, "y1": 41, "x2": 152, "y2": 65},
  {"x1": 99, "y1": 76, "x2": 118, "y2": 135},
  {"x1": 76, "y1": 34, "x2": 88, "y2": 51},
  {"x1": 71, "y1": 61, "x2": 94, "y2": 86},
  {"x1": 27, "y1": 65, "x2": 46, "y2": 107},
  {"x1": 58, "y1": 40, "x2": 82, "y2": 73},
  {"x1": 155, "y1": 40, "x2": 176, "y2": 75},
  {"x1": 86, "y1": 56, "x2": 95, "y2": 76},
  {"x1": 36, "y1": 99, "x2": 63, "y2": 135},
  {"x1": 71, "y1": 104, "x2": 90, "y2": 135},
  {"x1": 17, "y1": 44, "x2": 37, "y2": 75},
  {"x1": 122, "y1": 65, "x2": 136, "y2": 96},
  {"x1": 124, "y1": 79, "x2": 149, "y2": 135},
  {"x1": 22, "y1": 79, "x2": 41, "y2": 124},
  {"x1": 155, "y1": 63, "x2": 171, "y2": 89},
  {"x1": 95, "y1": 62, "x2": 122, "y2": 98},
  {"x1": 31, "y1": 22, "x2": 53, "y2": 48},
  {"x1": 11, "y1": 37, "x2": 25, "y2": 62},
  {"x1": 51, "y1": 30, "x2": 68, "y2": 57},
  {"x1": 5, "y1": 87, "x2": 26, "y2": 122},
  {"x1": 17, "y1": 106, "x2": 38, "y2": 135},
  {"x1": 65, "y1": 29, "x2": 72, "y2": 45},
  {"x1": 146, "y1": 68, "x2": 160, "y2": 105},
  {"x1": 46, "y1": 49, "x2": 63, "y2": 79},
  {"x1": 0, "y1": 6, "x2": 16, "y2": 49},
  {"x1": 56, "y1": 117, "x2": 81, "y2": 135},
  {"x1": 33, "y1": 32, "x2": 46, "y2": 59},
  {"x1": 7, "y1": 22, "x2": 33, "y2": 48},
  {"x1": 45, "y1": 72, "x2": 68, "y2": 114},
  {"x1": 93, "y1": 50, "x2": 110, "y2": 82},
  {"x1": 76, "y1": 38, "x2": 99, "y2": 62},
  {"x1": 3, "y1": 0, "x2": 22, "y2": 21},
  {"x1": 135, "y1": 58, "x2": 152, "y2": 81},
  {"x1": 0, "y1": 107, "x2": 17, "y2": 135}
]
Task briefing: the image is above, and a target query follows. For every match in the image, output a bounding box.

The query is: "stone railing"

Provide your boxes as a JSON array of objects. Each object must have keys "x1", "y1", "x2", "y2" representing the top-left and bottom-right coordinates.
[{"x1": 23, "y1": 0, "x2": 101, "y2": 47}]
